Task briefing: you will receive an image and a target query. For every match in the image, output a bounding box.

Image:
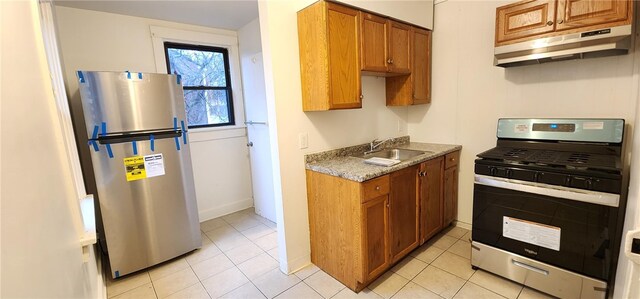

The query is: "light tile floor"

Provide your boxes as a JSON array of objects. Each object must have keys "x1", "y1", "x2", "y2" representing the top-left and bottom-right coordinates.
[{"x1": 106, "y1": 209, "x2": 557, "y2": 299}]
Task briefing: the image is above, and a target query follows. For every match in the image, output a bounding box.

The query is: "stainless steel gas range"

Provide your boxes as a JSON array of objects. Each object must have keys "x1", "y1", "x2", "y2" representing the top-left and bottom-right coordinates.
[{"x1": 471, "y1": 118, "x2": 628, "y2": 299}]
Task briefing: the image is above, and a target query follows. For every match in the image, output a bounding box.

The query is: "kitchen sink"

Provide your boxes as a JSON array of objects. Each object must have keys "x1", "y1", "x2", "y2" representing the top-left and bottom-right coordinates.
[{"x1": 355, "y1": 148, "x2": 432, "y2": 161}]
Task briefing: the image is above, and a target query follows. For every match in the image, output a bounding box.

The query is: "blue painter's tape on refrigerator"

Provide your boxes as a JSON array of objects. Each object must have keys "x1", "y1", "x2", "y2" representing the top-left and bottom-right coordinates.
[
  {"x1": 101, "y1": 122, "x2": 114, "y2": 158},
  {"x1": 150, "y1": 134, "x2": 155, "y2": 152},
  {"x1": 88, "y1": 124, "x2": 100, "y2": 151},
  {"x1": 173, "y1": 117, "x2": 181, "y2": 151},
  {"x1": 181, "y1": 120, "x2": 187, "y2": 144},
  {"x1": 88, "y1": 140, "x2": 99, "y2": 152},
  {"x1": 132, "y1": 141, "x2": 138, "y2": 155},
  {"x1": 115, "y1": 271, "x2": 120, "y2": 278},
  {"x1": 176, "y1": 74, "x2": 182, "y2": 85},
  {"x1": 91, "y1": 125, "x2": 99, "y2": 139},
  {"x1": 106, "y1": 144, "x2": 114, "y2": 158},
  {"x1": 77, "y1": 71, "x2": 85, "y2": 83},
  {"x1": 138, "y1": 73, "x2": 143, "y2": 79},
  {"x1": 126, "y1": 71, "x2": 131, "y2": 79}
]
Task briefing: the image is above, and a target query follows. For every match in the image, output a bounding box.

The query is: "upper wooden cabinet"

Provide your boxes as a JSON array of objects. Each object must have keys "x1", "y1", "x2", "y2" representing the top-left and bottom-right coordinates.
[
  {"x1": 556, "y1": 0, "x2": 631, "y2": 31},
  {"x1": 360, "y1": 13, "x2": 388, "y2": 73},
  {"x1": 298, "y1": 1, "x2": 362, "y2": 111},
  {"x1": 298, "y1": 1, "x2": 432, "y2": 110},
  {"x1": 495, "y1": 0, "x2": 633, "y2": 46},
  {"x1": 387, "y1": 21, "x2": 412, "y2": 74},
  {"x1": 386, "y1": 27, "x2": 432, "y2": 106},
  {"x1": 360, "y1": 14, "x2": 411, "y2": 75},
  {"x1": 496, "y1": 0, "x2": 557, "y2": 45}
]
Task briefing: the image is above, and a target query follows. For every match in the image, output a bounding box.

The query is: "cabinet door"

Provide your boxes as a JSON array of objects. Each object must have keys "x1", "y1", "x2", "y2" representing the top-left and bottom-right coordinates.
[
  {"x1": 495, "y1": 0, "x2": 556, "y2": 46},
  {"x1": 555, "y1": 0, "x2": 631, "y2": 31},
  {"x1": 360, "y1": 12, "x2": 388, "y2": 73},
  {"x1": 388, "y1": 21, "x2": 411, "y2": 74},
  {"x1": 443, "y1": 166, "x2": 458, "y2": 227},
  {"x1": 419, "y1": 158, "x2": 443, "y2": 244},
  {"x1": 326, "y1": 3, "x2": 362, "y2": 109},
  {"x1": 362, "y1": 195, "x2": 389, "y2": 282},
  {"x1": 411, "y1": 28, "x2": 431, "y2": 105},
  {"x1": 389, "y1": 165, "x2": 419, "y2": 263}
]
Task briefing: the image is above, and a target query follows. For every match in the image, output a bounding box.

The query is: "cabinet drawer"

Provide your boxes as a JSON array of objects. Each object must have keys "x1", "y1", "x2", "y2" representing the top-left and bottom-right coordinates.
[
  {"x1": 445, "y1": 151, "x2": 460, "y2": 169},
  {"x1": 362, "y1": 175, "x2": 390, "y2": 203}
]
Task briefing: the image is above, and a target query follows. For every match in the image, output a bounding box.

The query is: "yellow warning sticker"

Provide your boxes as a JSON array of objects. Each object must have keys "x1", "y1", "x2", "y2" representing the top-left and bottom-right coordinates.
[{"x1": 124, "y1": 156, "x2": 146, "y2": 182}]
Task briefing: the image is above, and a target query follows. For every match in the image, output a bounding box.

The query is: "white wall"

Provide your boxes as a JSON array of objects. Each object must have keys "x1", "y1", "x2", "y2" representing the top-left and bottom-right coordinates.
[
  {"x1": 408, "y1": 0, "x2": 639, "y2": 226},
  {"x1": 54, "y1": 6, "x2": 254, "y2": 221},
  {"x1": 1, "y1": 1, "x2": 102, "y2": 297},
  {"x1": 258, "y1": 0, "x2": 410, "y2": 272},
  {"x1": 337, "y1": 0, "x2": 434, "y2": 29}
]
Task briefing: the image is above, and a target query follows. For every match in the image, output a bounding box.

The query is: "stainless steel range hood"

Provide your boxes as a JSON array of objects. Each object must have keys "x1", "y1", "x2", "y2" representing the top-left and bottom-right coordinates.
[{"x1": 495, "y1": 25, "x2": 632, "y2": 68}]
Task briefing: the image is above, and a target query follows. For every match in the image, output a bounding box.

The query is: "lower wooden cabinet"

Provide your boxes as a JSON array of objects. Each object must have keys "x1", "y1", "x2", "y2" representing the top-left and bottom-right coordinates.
[
  {"x1": 306, "y1": 151, "x2": 459, "y2": 291},
  {"x1": 362, "y1": 195, "x2": 389, "y2": 282},
  {"x1": 443, "y1": 151, "x2": 460, "y2": 226},
  {"x1": 419, "y1": 157, "x2": 444, "y2": 244},
  {"x1": 389, "y1": 166, "x2": 420, "y2": 263}
]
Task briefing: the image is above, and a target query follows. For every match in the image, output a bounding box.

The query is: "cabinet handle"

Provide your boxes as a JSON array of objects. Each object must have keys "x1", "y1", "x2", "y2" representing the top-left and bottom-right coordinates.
[
  {"x1": 387, "y1": 58, "x2": 392, "y2": 64},
  {"x1": 375, "y1": 186, "x2": 380, "y2": 191},
  {"x1": 359, "y1": 94, "x2": 364, "y2": 99},
  {"x1": 546, "y1": 21, "x2": 554, "y2": 26},
  {"x1": 390, "y1": 58, "x2": 394, "y2": 64},
  {"x1": 558, "y1": 19, "x2": 564, "y2": 24}
]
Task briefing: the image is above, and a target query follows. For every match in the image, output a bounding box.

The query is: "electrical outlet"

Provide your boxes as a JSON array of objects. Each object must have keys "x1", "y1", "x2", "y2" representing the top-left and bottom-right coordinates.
[
  {"x1": 299, "y1": 133, "x2": 308, "y2": 149},
  {"x1": 397, "y1": 120, "x2": 402, "y2": 133}
]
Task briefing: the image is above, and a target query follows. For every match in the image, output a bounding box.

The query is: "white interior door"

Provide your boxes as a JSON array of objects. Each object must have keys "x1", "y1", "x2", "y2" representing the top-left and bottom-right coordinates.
[{"x1": 241, "y1": 52, "x2": 276, "y2": 222}]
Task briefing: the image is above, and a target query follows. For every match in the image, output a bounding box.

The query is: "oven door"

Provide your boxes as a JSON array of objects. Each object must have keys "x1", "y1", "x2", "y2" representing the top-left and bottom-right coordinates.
[{"x1": 472, "y1": 175, "x2": 620, "y2": 281}]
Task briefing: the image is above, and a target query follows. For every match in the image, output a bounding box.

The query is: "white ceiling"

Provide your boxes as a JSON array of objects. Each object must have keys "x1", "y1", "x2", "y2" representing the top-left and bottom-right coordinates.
[{"x1": 54, "y1": 0, "x2": 259, "y2": 30}]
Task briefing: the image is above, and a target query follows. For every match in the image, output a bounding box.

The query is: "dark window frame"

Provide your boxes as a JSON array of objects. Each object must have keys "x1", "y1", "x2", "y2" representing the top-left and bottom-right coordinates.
[{"x1": 164, "y1": 42, "x2": 235, "y2": 128}]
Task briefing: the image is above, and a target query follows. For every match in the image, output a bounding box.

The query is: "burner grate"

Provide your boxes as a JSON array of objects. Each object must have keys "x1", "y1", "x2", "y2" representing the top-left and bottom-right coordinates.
[{"x1": 567, "y1": 153, "x2": 590, "y2": 164}]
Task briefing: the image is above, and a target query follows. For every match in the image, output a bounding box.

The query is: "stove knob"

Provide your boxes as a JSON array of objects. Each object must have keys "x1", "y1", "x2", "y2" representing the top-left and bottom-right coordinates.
[
  {"x1": 586, "y1": 179, "x2": 593, "y2": 190},
  {"x1": 534, "y1": 172, "x2": 540, "y2": 182},
  {"x1": 565, "y1": 176, "x2": 572, "y2": 186},
  {"x1": 506, "y1": 169, "x2": 513, "y2": 178},
  {"x1": 490, "y1": 167, "x2": 497, "y2": 176}
]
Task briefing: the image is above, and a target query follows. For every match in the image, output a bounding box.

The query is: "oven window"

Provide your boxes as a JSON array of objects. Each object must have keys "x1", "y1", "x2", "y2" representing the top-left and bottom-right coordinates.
[{"x1": 472, "y1": 184, "x2": 615, "y2": 280}]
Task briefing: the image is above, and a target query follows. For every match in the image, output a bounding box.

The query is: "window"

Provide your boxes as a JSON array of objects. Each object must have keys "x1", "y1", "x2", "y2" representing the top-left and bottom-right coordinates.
[{"x1": 164, "y1": 42, "x2": 235, "y2": 128}]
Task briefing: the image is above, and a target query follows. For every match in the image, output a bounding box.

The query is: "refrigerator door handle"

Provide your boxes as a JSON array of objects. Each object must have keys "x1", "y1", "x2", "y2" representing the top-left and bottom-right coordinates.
[{"x1": 96, "y1": 129, "x2": 182, "y2": 144}]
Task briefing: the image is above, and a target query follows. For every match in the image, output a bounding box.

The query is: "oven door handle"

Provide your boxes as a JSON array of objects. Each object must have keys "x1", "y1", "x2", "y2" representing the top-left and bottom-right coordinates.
[
  {"x1": 474, "y1": 175, "x2": 620, "y2": 207},
  {"x1": 511, "y1": 259, "x2": 549, "y2": 276}
]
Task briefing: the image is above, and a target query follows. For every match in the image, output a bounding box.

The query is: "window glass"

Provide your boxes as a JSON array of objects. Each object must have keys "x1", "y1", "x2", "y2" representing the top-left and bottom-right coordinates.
[{"x1": 165, "y1": 42, "x2": 234, "y2": 127}]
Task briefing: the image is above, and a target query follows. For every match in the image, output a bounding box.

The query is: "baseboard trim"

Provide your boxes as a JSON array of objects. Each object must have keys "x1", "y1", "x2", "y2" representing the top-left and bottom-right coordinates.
[
  {"x1": 281, "y1": 253, "x2": 311, "y2": 274},
  {"x1": 454, "y1": 220, "x2": 472, "y2": 230},
  {"x1": 198, "y1": 198, "x2": 254, "y2": 222}
]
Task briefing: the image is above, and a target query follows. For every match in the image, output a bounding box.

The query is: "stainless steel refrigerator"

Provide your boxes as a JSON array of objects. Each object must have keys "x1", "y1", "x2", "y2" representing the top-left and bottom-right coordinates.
[{"x1": 76, "y1": 71, "x2": 201, "y2": 278}]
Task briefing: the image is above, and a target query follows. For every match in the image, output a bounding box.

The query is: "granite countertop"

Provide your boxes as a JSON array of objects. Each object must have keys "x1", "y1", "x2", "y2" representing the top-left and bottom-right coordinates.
[{"x1": 305, "y1": 137, "x2": 462, "y2": 182}]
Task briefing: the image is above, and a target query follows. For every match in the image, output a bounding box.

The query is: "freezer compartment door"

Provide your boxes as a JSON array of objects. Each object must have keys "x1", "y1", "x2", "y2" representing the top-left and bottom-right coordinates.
[
  {"x1": 78, "y1": 71, "x2": 187, "y2": 138},
  {"x1": 90, "y1": 137, "x2": 200, "y2": 278}
]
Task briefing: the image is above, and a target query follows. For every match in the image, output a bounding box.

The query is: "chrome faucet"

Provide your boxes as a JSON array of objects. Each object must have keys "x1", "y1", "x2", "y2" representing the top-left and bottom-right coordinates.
[{"x1": 367, "y1": 137, "x2": 394, "y2": 154}]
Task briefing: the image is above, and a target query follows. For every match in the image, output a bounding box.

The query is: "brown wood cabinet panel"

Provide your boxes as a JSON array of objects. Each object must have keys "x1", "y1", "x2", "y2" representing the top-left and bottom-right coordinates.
[
  {"x1": 445, "y1": 151, "x2": 460, "y2": 169},
  {"x1": 306, "y1": 170, "x2": 363, "y2": 289},
  {"x1": 495, "y1": 0, "x2": 556, "y2": 46},
  {"x1": 419, "y1": 157, "x2": 444, "y2": 244},
  {"x1": 327, "y1": 3, "x2": 361, "y2": 109},
  {"x1": 362, "y1": 175, "x2": 390, "y2": 203},
  {"x1": 297, "y1": 1, "x2": 361, "y2": 111},
  {"x1": 386, "y1": 27, "x2": 431, "y2": 106},
  {"x1": 443, "y1": 166, "x2": 459, "y2": 227},
  {"x1": 411, "y1": 28, "x2": 431, "y2": 104},
  {"x1": 362, "y1": 195, "x2": 389, "y2": 282},
  {"x1": 388, "y1": 21, "x2": 412, "y2": 74},
  {"x1": 388, "y1": 165, "x2": 419, "y2": 263},
  {"x1": 556, "y1": 0, "x2": 631, "y2": 31},
  {"x1": 360, "y1": 12, "x2": 388, "y2": 73}
]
